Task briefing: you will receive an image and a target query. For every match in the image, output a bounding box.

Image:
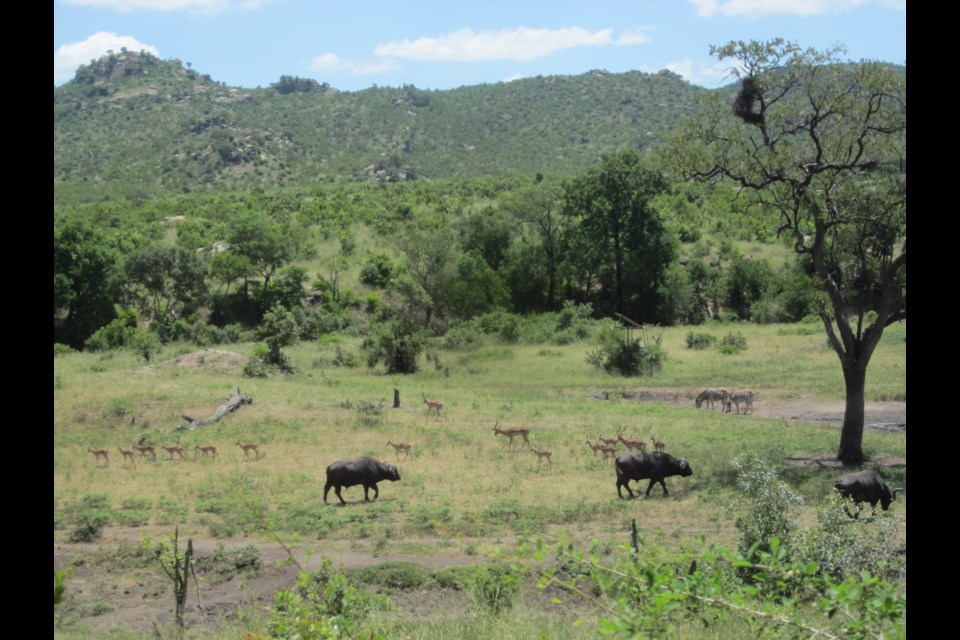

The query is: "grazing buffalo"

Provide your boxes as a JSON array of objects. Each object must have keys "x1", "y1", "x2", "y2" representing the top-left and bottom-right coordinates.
[
  {"x1": 616, "y1": 451, "x2": 693, "y2": 499},
  {"x1": 833, "y1": 470, "x2": 903, "y2": 519},
  {"x1": 324, "y1": 456, "x2": 401, "y2": 505}
]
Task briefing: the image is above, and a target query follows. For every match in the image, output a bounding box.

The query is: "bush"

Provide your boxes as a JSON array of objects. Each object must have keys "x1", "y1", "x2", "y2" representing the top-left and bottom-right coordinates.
[
  {"x1": 352, "y1": 561, "x2": 427, "y2": 591},
  {"x1": 791, "y1": 493, "x2": 905, "y2": 582},
  {"x1": 359, "y1": 253, "x2": 395, "y2": 287},
  {"x1": 69, "y1": 511, "x2": 108, "y2": 543},
  {"x1": 363, "y1": 318, "x2": 425, "y2": 374},
  {"x1": 202, "y1": 542, "x2": 262, "y2": 583},
  {"x1": 732, "y1": 456, "x2": 804, "y2": 561},
  {"x1": 268, "y1": 557, "x2": 382, "y2": 639},
  {"x1": 685, "y1": 332, "x2": 717, "y2": 349},
  {"x1": 243, "y1": 343, "x2": 271, "y2": 378},
  {"x1": 129, "y1": 328, "x2": 161, "y2": 363},
  {"x1": 586, "y1": 328, "x2": 667, "y2": 376},
  {"x1": 83, "y1": 307, "x2": 139, "y2": 351},
  {"x1": 467, "y1": 562, "x2": 523, "y2": 615},
  {"x1": 718, "y1": 331, "x2": 747, "y2": 355},
  {"x1": 54, "y1": 343, "x2": 75, "y2": 357},
  {"x1": 355, "y1": 400, "x2": 385, "y2": 428}
]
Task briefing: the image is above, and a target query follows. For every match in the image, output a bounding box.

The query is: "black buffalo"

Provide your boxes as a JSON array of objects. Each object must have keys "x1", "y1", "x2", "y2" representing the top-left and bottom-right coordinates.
[
  {"x1": 615, "y1": 451, "x2": 693, "y2": 499},
  {"x1": 833, "y1": 470, "x2": 903, "y2": 519},
  {"x1": 324, "y1": 456, "x2": 401, "y2": 505}
]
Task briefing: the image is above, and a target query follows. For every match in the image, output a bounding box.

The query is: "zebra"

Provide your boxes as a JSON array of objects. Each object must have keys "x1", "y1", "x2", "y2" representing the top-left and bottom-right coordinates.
[
  {"x1": 725, "y1": 389, "x2": 754, "y2": 414},
  {"x1": 695, "y1": 388, "x2": 729, "y2": 411}
]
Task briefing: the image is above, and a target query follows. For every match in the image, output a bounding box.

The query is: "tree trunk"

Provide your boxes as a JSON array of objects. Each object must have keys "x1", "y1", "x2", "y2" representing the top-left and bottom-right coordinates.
[
  {"x1": 178, "y1": 387, "x2": 252, "y2": 431},
  {"x1": 837, "y1": 361, "x2": 867, "y2": 465}
]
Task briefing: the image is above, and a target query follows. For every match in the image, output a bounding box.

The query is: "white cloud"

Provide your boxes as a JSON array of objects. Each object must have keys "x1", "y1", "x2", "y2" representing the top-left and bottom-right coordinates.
[
  {"x1": 689, "y1": 0, "x2": 865, "y2": 17},
  {"x1": 664, "y1": 59, "x2": 695, "y2": 79},
  {"x1": 54, "y1": 31, "x2": 159, "y2": 84},
  {"x1": 617, "y1": 28, "x2": 652, "y2": 46},
  {"x1": 374, "y1": 27, "x2": 615, "y2": 62},
  {"x1": 309, "y1": 53, "x2": 399, "y2": 76},
  {"x1": 501, "y1": 73, "x2": 526, "y2": 83},
  {"x1": 309, "y1": 53, "x2": 350, "y2": 72},
  {"x1": 62, "y1": 0, "x2": 266, "y2": 12}
]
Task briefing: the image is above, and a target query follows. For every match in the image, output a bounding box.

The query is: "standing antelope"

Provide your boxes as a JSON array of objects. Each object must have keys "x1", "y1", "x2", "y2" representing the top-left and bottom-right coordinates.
[
  {"x1": 132, "y1": 444, "x2": 157, "y2": 462},
  {"x1": 422, "y1": 394, "x2": 445, "y2": 420},
  {"x1": 236, "y1": 441, "x2": 260, "y2": 460},
  {"x1": 118, "y1": 447, "x2": 136, "y2": 468},
  {"x1": 162, "y1": 444, "x2": 185, "y2": 461},
  {"x1": 531, "y1": 447, "x2": 553, "y2": 466},
  {"x1": 87, "y1": 448, "x2": 109, "y2": 467},
  {"x1": 651, "y1": 436, "x2": 666, "y2": 453},
  {"x1": 195, "y1": 444, "x2": 219, "y2": 460},
  {"x1": 617, "y1": 429, "x2": 647, "y2": 453},
  {"x1": 387, "y1": 440, "x2": 413, "y2": 461},
  {"x1": 586, "y1": 440, "x2": 606, "y2": 459},
  {"x1": 598, "y1": 443, "x2": 618, "y2": 462},
  {"x1": 492, "y1": 420, "x2": 530, "y2": 450},
  {"x1": 598, "y1": 434, "x2": 620, "y2": 449}
]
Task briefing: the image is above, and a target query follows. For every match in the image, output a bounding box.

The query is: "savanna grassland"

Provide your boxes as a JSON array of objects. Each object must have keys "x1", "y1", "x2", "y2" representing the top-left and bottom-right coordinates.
[{"x1": 54, "y1": 320, "x2": 906, "y2": 639}]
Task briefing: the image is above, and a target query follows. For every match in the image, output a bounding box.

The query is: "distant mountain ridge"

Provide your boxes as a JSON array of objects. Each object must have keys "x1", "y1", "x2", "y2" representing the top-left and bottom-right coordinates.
[{"x1": 54, "y1": 50, "x2": 723, "y2": 202}]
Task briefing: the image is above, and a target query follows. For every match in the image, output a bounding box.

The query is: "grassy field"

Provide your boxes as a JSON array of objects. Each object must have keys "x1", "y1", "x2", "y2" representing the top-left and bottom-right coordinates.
[{"x1": 53, "y1": 320, "x2": 906, "y2": 637}]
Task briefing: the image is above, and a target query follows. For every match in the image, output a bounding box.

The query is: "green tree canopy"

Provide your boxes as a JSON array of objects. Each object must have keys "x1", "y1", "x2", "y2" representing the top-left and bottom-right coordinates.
[
  {"x1": 562, "y1": 149, "x2": 674, "y2": 322},
  {"x1": 122, "y1": 243, "x2": 209, "y2": 342},
  {"x1": 228, "y1": 211, "x2": 293, "y2": 288},
  {"x1": 54, "y1": 220, "x2": 119, "y2": 349}
]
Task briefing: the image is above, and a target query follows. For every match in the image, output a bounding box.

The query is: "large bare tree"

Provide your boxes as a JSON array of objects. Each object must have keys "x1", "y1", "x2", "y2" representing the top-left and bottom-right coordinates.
[{"x1": 661, "y1": 40, "x2": 906, "y2": 464}]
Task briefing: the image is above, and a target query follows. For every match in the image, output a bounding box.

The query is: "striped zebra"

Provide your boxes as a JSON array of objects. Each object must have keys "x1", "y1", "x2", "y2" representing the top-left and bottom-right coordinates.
[
  {"x1": 695, "y1": 388, "x2": 729, "y2": 411},
  {"x1": 725, "y1": 389, "x2": 754, "y2": 414}
]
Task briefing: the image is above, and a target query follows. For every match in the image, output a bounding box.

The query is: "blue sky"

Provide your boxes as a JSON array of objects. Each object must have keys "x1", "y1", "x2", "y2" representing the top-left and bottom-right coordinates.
[{"x1": 54, "y1": 1, "x2": 906, "y2": 91}]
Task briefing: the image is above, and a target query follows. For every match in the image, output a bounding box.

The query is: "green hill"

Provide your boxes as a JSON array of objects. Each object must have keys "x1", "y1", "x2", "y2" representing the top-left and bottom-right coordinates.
[{"x1": 55, "y1": 51, "x2": 713, "y2": 203}]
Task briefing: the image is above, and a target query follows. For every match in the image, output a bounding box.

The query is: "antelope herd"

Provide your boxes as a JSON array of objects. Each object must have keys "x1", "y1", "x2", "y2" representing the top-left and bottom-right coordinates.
[
  {"x1": 82, "y1": 388, "x2": 753, "y2": 474},
  {"x1": 84, "y1": 441, "x2": 260, "y2": 467}
]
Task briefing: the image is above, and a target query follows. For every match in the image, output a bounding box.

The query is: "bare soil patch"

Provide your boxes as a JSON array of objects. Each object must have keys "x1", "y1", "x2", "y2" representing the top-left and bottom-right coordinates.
[
  {"x1": 153, "y1": 349, "x2": 246, "y2": 374},
  {"x1": 615, "y1": 388, "x2": 906, "y2": 433}
]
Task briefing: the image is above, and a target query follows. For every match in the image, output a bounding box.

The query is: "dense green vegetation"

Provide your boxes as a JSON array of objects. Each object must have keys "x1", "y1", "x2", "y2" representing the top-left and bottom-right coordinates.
[{"x1": 55, "y1": 51, "x2": 709, "y2": 204}]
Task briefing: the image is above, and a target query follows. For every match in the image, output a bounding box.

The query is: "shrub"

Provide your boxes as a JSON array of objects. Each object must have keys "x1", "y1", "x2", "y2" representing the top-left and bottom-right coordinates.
[
  {"x1": 685, "y1": 331, "x2": 716, "y2": 349},
  {"x1": 355, "y1": 400, "x2": 385, "y2": 429},
  {"x1": 791, "y1": 493, "x2": 905, "y2": 582},
  {"x1": 69, "y1": 511, "x2": 108, "y2": 543},
  {"x1": 467, "y1": 562, "x2": 524, "y2": 615},
  {"x1": 129, "y1": 328, "x2": 161, "y2": 363},
  {"x1": 363, "y1": 318, "x2": 425, "y2": 374},
  {"x1": 54, "y1": 343, "x2": 75, "y2": 357},
  {"x1": 352, "y1": 561, "x2": 427, "y2": 591},
  {"x1": 243, "y1": 343, "x2": 271, "y2": 378},
  {"x1": 732, "y1": 456, "x2": 804, "y2": 561},
  {"x1": 359, "y1": 253, "x2": 395, "y2": 287},
  {"x1": 84, "y1": 307, "x2": 139, "y2": 351},
  {"x1": 202, "y1": 542, "x2": 262, "y2": 583},
  {"x1": 718, "y1": 331, "x2": 747, "y2": 355},
  {"x1": 586, "y1": 328, "x2": 667, "y2": 376},
  {"x1": 268, "y1": 557, "x2": 382, "y2": 639}
]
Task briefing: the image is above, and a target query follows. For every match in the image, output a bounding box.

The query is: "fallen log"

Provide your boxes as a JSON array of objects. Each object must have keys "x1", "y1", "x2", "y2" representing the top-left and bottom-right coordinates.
[{"x1": 178, "y1": 387, "x2": 252, "y2": 431}]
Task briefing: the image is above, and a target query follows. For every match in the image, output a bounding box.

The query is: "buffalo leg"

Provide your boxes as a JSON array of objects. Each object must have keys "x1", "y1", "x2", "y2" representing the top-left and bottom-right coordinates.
[
  {"x1": 335, "y1": 486, "x2": 346, "y2": 505},
  {"x1": 323, "y1": 483, "x2": 332, "y2": 503},
  {"x1": 617, "y1": 480, "x2": 634, "y2": 499}
]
